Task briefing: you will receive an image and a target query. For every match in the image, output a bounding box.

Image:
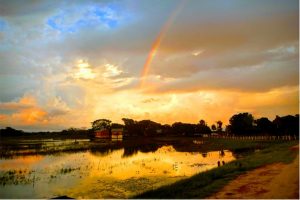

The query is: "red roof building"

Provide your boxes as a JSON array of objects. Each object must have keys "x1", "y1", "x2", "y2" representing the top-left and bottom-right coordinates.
[{"x1": 94, "y1": 128, "x2": 110, "y2": 138}]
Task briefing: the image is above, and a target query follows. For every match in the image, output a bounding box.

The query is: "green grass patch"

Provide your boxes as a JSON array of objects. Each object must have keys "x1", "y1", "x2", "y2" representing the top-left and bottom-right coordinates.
[
  {"x1": 198, "y1": 138, "x2": 286, "y2": 151},
  {"x1": 134, "y1": 140, "x2": 298, "y2": 199}
]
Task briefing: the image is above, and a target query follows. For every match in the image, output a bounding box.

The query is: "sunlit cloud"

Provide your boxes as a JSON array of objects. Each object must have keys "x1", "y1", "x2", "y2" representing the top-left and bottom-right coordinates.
[
  {"x1": 0, "y1": 0, "x2": 298, "y2": 131},
  {"x1": 192, "y1": 49, "x2": 205, "y2": 56},
  {"x1": 103, "y1": 63, "x2": 123, "y2": 77},
  {"x1": 0, "y1": 95, "x2": 48, "y2": 126},
  {"x1": 73, "y1": 60, "x2": 96, "y2": 80}
]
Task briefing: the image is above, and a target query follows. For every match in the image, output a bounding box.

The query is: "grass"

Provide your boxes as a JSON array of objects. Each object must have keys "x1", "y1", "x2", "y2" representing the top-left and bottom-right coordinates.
[
  {"x1": 0, "y1": 169, "x2": 34, "y2": 186},
  {"x1": 59, "y1": 167, "x2": 80, "y2": 174},
  {"x1": 134, "y1": 140, "x2": 298, "y2": 199},
  {"x1": 197, "y1": 138, "x2": 285, "y2": 151}
]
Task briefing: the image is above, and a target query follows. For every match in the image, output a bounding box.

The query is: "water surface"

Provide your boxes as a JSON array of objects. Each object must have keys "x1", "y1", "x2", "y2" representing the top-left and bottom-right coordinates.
[{"x1": 0, "y1": 139, "x2": 235, "y2": 198}]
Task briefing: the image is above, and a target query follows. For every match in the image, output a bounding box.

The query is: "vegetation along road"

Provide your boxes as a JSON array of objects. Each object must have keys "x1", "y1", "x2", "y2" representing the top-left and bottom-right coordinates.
[
  {"x1": 210, "y1": 146, "x2": 299, "y2": 199},
  {"x1": 134, "y1": 140, "x2": 299, "y2": 199}
]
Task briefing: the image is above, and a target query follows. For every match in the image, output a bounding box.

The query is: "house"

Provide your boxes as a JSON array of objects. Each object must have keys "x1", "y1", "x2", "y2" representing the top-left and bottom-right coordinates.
[
  {"x1": 94, "y1": 128, "x2": 110, "y2": 139},
  {"x1": 111, "y1": 128, "x2": 123, "y2": 139}
]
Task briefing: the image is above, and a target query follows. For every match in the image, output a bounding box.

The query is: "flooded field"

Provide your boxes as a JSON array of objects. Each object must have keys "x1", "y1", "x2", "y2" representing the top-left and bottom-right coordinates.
[{"x1": 0, "y1": 138, "x2": 235, "y2": 198}]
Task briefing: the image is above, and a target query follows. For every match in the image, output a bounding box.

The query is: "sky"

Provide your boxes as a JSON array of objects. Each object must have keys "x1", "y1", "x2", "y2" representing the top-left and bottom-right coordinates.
[{"x1": 0, "y1": 0, "x2": 299, "y2": 131}]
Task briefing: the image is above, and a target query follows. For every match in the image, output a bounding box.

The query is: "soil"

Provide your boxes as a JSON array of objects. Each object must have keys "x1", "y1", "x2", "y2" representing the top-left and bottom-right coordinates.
[{"x1": 209, "y1": 146, "x2": 299, "y2": 199}]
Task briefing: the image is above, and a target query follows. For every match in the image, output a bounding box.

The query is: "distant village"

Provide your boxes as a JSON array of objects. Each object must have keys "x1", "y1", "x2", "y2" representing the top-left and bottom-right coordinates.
[
  {"x1": 0, "y1": 113, "x2": 298, "y2": 140},
  {"x1": 90, "y1": 113, "x2": 299, "y2": 139}
]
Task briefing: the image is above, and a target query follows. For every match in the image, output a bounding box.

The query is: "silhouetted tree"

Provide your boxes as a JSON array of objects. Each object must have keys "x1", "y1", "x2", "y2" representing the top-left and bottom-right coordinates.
[
  {"x1": 172, "y1": 122, "x2": 188, "y2": 136},
  {"x1": 225, "y1": 125, "x2": 232, "y2": 134},
  {"x1": 197, "y1": 126, "x2": 211, "y2": 135},
  {"x1": 111, "y1": 123, "x2": 124, "y2": 129},
  {"x1": 0, "y1": 127, "x2": 24, "y2": 136},
  {"x1": 91, "y1": 119, "x2": 111, "y2": 131},
  {"x1": 229, "y1": 113, "x2": 254, "y2": 135},
  {"x1": 137, "y1": 120, "x2": 161, "y2": 136},
  {"x1": 122, "y1": 118, "x2": 143, "y2": 137},
  {"x1": 255, "y1": 117, "x2": 273, "y2": 134},
  {"x1": 171, "y1": 122, "x2": 198, "y2": 136},
  {"x1": 216, "y1": 120, "x2": 223, "y2": 132},
  {"x1": 272, "y1": 115, "x2": 299, "y2": 136},
  {"x1": 199, "y1": 120, "x2": 206, "y2": 126},
  {"x1": 211, "y1": 124, "x2": 216, "y2": 132},
  {"x1": 161, "y1": 124, "x2": 172, "y2": 135},
  {"x1": 196, "y1": 119, "x2": 211, "y2": 134}
]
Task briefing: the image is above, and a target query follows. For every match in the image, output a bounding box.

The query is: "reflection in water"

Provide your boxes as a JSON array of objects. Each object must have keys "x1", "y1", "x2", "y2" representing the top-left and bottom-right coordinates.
[{"x1": 0, "y1": 143, "x2": 235, "y2": 199}]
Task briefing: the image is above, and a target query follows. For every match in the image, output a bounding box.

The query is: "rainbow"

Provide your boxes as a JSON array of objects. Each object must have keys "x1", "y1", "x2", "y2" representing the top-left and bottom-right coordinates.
[{"x1": 139, "y1": 0, "x2": 186, "y2": 88}]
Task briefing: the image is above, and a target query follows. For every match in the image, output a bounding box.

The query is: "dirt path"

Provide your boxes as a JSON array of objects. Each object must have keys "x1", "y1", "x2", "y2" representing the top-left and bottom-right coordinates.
[{"x1": 209, "y1": 149, "x2": 299, "y2": 199}]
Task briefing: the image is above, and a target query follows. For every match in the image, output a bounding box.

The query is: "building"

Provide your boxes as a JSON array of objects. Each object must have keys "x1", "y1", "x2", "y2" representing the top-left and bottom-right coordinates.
[
  {"x1": 111, "y1": 128, "x2": 123, "y2": 139},
  {"x1": 94, "y1": 128, "x2": 110, "y2": 139}
]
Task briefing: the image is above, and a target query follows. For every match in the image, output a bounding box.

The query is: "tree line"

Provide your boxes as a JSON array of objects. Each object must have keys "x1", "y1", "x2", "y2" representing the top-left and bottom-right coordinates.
[
  {"x1": 91, "y1": 113, "x2": 299, "y2": 137},
  {"x1": 226, "y1": 113, "x2": 299, "y2": 136},
  {"x1": 0, "y1": 112, "x2": 298, "y2": 138}
]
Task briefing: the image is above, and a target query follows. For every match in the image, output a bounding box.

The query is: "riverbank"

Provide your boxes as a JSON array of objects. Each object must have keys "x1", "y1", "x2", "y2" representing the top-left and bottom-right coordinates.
[{"x1": 134, "y1": 141, "x2": 299, "y2": 199}]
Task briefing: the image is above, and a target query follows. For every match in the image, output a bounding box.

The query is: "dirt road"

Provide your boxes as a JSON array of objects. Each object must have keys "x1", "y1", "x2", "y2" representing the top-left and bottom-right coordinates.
[{"x1": 209, "y1": 148, "x2": 299, "y2": 199}]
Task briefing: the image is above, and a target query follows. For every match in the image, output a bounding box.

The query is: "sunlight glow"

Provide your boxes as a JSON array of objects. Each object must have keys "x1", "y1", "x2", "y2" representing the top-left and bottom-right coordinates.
[
  {"x1": 192, "y1": 49, "x2": 205, "y2": 56},
  {"x1": 103, "y1": 64, "x2": 122, "y2": 77},
  {"x1": 73, "y1": 60, "x2": 96, "y2": 80}
]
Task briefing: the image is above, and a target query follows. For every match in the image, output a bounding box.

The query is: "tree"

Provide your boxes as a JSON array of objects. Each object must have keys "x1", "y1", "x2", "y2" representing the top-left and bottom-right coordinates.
[
  {"x1": 272, "y1": 115, "x2": 299, "y2": 136},
  {"x1": 122, "y1": 118, "x2": 140, "y2": 136},
  {"x1": 161, "y1": 124, "x2": 172, "y2": 135},
  {"x1": 122, "y1": 118, "x2": 135, "y2": 127},
  {"x1": 0, "y1": 127, "x2": 24, "y2": 136},
  {"x1": 216, "y1": 121, "x2": 223, "y2": 132},
  {"x1": 171, "y1": 122, "x2": 197, "y2": 136},
  {"x1": 211, "y1": 124, "x2": 217, "y2": 132},
  {"x1": 225, "y1": 125, "x2": 232, "y2": 134},
  {"x1": 199, "y1": 119, "x2": 206, "y2": 126},
  {"x1": 196, "y1": 120, "x2": 211, "y2": 134},
  {"x1": 229, "y1": 113, "x2": 254, "y2": 135},
  {"x1": 137, "y1": 120, "x2": 161, "y2": 136},
  {"x1": 111, "y1": 123, "x2": 124, "y2": 129},
  {"x1": 91, "y1": 119, "x2": 111, "y2": 131},
  {"x1": 172, "y1": 122, "x2": 187, "y2": 136},
  {"x1": 255, "y1": 117, "x2": 273, "y2": 134}
]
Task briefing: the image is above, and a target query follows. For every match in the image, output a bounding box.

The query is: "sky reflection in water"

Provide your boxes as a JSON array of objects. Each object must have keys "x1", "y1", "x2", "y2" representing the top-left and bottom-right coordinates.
[{"x1": 0, "y1": 145, "x2": 235, "y2": 198}]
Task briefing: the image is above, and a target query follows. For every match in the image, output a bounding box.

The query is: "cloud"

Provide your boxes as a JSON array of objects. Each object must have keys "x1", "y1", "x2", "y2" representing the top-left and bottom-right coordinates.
[
  {"x1": 0, "y1": 95, "x2": 48, "y2": 127},
  {"x1": 141, "y1": 98, "x2": 160, "y2": 104},
  {"x1": 0, "y1": 102, "x2": 32, "y2": 112},
  {"x1": 0, "y1": 0, "x2": 57, "y2": 17},
  {"x1": 0, "y1": 0, "x2": 298, "y2": 130},
  {"x1": 153, "y1": 59, "x2": 298, "y2": 93},
  {"x1": 0, "y1": 94, "x2": 71, "y2": 130}
]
